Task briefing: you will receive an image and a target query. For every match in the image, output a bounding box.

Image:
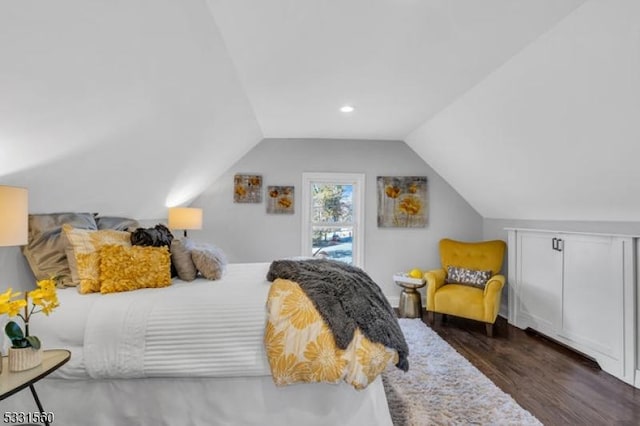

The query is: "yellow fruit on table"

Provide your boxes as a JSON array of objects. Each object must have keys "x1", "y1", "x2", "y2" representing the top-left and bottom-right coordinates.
[{"x1": 409, "y1": 268, "x2": 423, "y2": 279}]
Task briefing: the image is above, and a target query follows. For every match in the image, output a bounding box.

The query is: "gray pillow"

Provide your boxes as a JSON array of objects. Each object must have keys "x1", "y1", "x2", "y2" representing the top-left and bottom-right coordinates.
[
  {"x1": 445, "y1": 266, "x2": 493, "y2": 289},
  {"x1": 22, "y1": 213, "x2": 97, "y2": 287},
  {"x1": 189, "y1": 242, "x2": 228, "y2": 280},
  {"x1": 95, "y1": 216, "x2": 140, "y2": 231},
  {"x1": 170, "y1": 239, "x2": 198, "y2": 281}
]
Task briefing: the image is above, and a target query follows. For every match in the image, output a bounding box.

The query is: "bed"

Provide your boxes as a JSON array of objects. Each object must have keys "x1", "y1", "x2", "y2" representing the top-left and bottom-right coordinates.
[{"x1": 2, "y1": 262, "x2": 396, "y2": 426}]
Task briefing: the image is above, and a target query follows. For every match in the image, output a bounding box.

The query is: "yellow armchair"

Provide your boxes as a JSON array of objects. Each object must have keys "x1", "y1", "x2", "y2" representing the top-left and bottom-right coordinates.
[{"x1": 425, "y1": 238, "x2": 506, "y2": 337}]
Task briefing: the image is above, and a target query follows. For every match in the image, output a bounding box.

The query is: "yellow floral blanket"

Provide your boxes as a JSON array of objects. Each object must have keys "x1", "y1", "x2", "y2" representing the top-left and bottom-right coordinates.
[{"x1": 265, "y1": 278, "x2": 398, "y2": 390}]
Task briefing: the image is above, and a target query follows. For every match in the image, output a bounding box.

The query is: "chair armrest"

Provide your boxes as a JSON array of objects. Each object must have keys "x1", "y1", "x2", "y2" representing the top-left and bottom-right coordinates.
[
  {"x1": 483, "y1": 274, "x2": 506, "y2": 323},
  {"x1": 483, "y1": 274, "x2": 505, "y2": 297},
  {"x1": 425, "y1": 269, "x2": 446, "y2": 311}
]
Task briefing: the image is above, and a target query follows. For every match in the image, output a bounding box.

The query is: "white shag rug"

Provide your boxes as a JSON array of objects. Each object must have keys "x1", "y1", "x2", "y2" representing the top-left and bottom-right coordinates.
[{"x1": 382, "y1": 319, "x2": 542, "y2": 426}]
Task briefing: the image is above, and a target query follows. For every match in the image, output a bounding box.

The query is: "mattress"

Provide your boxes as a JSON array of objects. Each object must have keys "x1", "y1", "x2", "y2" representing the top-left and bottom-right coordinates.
[{"x1": 25, "y1": 262, "x2": 273, "y2": 379}]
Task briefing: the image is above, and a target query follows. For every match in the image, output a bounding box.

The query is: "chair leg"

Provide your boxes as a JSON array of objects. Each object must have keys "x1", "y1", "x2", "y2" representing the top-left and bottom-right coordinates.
[
  {"x1": 485, "y1": 323, "x2": 494, "y2": 337},
  {"x1": 427, "y1": 311, "x2": 435, "y2": 325},
  {"x1": 442, "y1": 313, "x2": 448, "y2": 323}
]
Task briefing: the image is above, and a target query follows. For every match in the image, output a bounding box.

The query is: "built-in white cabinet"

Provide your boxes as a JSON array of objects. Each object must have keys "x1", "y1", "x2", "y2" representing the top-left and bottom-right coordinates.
[{"x1": 507, "y1": 228, "x2": 637, "y2": 387}]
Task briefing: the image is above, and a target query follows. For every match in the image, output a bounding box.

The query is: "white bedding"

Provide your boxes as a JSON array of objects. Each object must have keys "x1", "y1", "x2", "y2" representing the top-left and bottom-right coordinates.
[
  {"x1": 7, "y1": 261, "x2": 395, "y2": 426},
  {"x1": 29, "y1": 262, "x2": 272, "y2": 379}
]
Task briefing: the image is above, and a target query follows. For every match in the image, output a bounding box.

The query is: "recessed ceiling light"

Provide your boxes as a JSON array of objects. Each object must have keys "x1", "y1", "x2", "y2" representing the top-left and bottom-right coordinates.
[{"x1": 340, "y1": 105, "x2": 355, "y2": 113}]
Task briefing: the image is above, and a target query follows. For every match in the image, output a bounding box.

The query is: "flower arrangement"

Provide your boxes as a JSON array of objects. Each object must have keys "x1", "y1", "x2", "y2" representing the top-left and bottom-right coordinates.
[{"x1": 0, "y1": 278, "x2": 59, "y2": 350}]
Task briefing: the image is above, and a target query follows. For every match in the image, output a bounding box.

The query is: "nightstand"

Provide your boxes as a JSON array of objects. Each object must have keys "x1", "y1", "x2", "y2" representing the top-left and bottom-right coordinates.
[
  {"x1": 1, "y1": 349, "x2": 70, "y2": 426},
  {"x1": 393, "y1": 273, "x2": 426, "y2": 318}
]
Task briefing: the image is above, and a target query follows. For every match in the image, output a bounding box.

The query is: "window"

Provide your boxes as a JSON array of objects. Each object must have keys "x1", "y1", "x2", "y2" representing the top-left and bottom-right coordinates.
[{"x1": 301, "y1": 173, "x2": 365, "y2": 267}]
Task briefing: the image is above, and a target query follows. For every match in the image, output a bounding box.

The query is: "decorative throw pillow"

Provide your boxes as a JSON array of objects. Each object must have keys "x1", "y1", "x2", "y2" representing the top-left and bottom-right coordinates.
[
  {"x1": 95, "y1": 216, "x2": 140, "y2": 231},
  {"x1": 131, "y1": 224, "x2": 176, "y2": 277},
  {"x1": 62, "y1": 224, "x2": 131, "y2": 294},
  {"x1": 21, "y1": 213, "x2": 97, "y2": 287},
  {"x1": 170, "y1": 239, "x2": 197, "y2": 281},
  {"x1": 99, "y1": 245, "x2": 172, "y2": 294},
  {"x1": 445, "y1": 266, "x2": 493, "y2": 289},
  {"x1": 190, "y1": 243, "x2": 228, "y2": 280},
  {"x1": 130, "y1": 224, "x2": 174, "y2": 247}
]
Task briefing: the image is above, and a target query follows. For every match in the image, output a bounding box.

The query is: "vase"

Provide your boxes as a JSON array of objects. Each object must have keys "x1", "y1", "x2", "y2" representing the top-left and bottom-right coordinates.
[{"x1": 8, "y1": 346, "x2": 43, "y2": 372}]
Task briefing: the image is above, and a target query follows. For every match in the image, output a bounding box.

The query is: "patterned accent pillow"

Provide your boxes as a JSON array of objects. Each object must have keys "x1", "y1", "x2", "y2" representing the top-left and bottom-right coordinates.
[
  {"x1": 62, "y1": 224, "x2": 131, "y2": 294},
  {"x1": 445, "y1": 266, "x2": 493, "y2": 289},
  {"x1": 99, "y1": 245, "x2": 171, "y2": 294}
]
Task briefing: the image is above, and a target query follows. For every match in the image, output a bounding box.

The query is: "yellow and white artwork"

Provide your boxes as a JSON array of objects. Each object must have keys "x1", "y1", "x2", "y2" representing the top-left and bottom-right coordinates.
[{"x1": 377, "y1": 176, "x2": 428, "y2": 228}]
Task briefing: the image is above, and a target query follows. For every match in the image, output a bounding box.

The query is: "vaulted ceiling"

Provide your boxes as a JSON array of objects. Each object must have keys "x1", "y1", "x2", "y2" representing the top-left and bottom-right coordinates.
[
  {"x1": 205, "y1": 0, "x2": 585, "y2": 140},
  {"x1": 2, "y1": 0, "x2": 638, "y2": 221}
]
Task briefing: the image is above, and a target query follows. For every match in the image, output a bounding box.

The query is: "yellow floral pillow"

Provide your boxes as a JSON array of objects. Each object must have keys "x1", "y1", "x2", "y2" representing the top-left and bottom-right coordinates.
[
  {"x1": 63, "y1": 224, "x2": 131, "y2": 294},
  {"x1": 99, "y1": 245, "x2": 172, "y2": 294}
]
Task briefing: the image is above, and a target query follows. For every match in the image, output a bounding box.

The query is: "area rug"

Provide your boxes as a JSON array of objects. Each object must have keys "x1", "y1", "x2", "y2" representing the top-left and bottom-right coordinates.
[{"x1": 382, "y1": 319, "x2": 542, "y2": 426}]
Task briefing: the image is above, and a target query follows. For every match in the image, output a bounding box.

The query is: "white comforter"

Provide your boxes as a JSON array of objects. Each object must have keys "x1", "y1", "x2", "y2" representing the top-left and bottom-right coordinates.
[{"x1": 30, "y1": 263, "x2": 273, "y2": 379}]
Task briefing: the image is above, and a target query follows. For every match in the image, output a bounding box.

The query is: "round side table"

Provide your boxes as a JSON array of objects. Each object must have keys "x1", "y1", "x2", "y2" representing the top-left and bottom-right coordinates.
[{"x1": 393, "y1": 273, "x2": 426, "y2": 318}]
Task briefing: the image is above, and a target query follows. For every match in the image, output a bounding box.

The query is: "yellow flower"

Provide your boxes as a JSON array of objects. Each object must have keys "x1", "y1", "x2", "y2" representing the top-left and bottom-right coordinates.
[
  {"x1": 356, "y1": 338, "x2": 394, "y2": 383},
  {"x1": 385, "y1": 185, "x2": 401, "y2": 199},
  {"x1": 235, "y1": 185, "x2": 247, "y2": 198},
  {"x1": 6, "y1": 299, "x2": 27, "y2": 316},
  {"x1": 41, "y1": 303, "x2": 58, "y2": 315},
  {"x1": 399, "y1": 195, "x2": 421, "y2": 216},
  {"x1": 28, "y1": 279, "x2": 60, "y2": 315},
  {"x1": 3, "y1": 278, "x2": 59, "y2": 350},
  {"x1": 304, "y1": 330, "x2": 346, "y2": 382},
  {"x1": 271, "y1": 354, "x2": 310, "y2": 385},
  {"x1": 278, "y1": 197, "x2": 292, "y2": 208},
  {"x1": 0, "y1": 287, "x2": 17, "y2": 306},
  {"x1": 0, "y1": 288, "x2": 25, "y2": 315},
  {"x1": 1, "y1": 279, "x2": 59, "y2": 320},
  {"x1": 280, "y1": 286, "x2": 319, "y2": 329},
  {"x1": 264, "y1": 321, "x2": 285, "y2": 359}
]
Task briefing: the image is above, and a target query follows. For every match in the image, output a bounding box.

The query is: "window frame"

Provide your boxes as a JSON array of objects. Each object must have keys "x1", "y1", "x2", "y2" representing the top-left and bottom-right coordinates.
[{"x1": 301, "y1": 172, "x2": 365, "y2": 268}]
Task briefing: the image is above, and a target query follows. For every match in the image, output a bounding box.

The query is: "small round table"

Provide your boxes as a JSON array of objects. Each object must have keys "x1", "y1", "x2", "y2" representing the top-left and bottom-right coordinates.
[{"x1": 393, "y1": 273, "x2": 426, "y2": 318}]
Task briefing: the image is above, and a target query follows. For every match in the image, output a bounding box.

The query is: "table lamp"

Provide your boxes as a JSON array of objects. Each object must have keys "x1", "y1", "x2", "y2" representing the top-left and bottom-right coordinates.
[
  {"x1": 0, "y1": 185, "x2": 28, "y2": 247},
  {"x1": 168, "y1": 207, "x2": 203, "y2": 237}
]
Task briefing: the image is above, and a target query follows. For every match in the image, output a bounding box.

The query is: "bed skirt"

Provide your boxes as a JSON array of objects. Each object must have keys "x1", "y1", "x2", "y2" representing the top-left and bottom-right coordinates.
[{"x1": 3, "y1": 375, "x2": 393, "y2": 426}]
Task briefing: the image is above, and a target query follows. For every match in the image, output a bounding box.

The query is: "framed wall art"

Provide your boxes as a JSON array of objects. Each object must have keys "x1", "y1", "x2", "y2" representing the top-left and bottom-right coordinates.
[
  {"x1": 234, "y1": 174, "x2": 262, "y2": 203},
  {"x1": 377, "y1": 176, "x2": 428, "y2": 228},
  {"x1": 266, "y1": 186, "x2": 294, "y2": 214}
]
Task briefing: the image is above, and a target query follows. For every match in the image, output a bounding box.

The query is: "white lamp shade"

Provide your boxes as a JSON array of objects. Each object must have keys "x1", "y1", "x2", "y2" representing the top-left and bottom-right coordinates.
[
  {"x1": 0, "y1": 185, "x2": 28, "y2": 247},
  {"x1": 168, "y1": 207, "x2": 203, "y2": 231}
]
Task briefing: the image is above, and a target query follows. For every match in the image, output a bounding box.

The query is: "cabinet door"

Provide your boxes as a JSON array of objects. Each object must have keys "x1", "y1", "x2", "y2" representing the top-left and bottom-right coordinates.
[
  {"x1": 515, "y1": 232, "x2": 562, "y2": 334},
  {"x1": 560, "y1": 234, "x2": 621, "y2": 361}
]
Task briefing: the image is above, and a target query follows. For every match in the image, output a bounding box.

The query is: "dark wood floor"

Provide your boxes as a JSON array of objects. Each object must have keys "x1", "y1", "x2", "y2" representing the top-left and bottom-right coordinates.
[{"x1": 420, "y1": 312, "x2": 640, "y2": 426}]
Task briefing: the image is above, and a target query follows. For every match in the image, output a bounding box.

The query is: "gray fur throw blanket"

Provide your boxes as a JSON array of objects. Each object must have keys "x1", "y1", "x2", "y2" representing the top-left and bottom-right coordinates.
[{"x1": 267, "y1": 258, "x2": 409, "y2": 371}]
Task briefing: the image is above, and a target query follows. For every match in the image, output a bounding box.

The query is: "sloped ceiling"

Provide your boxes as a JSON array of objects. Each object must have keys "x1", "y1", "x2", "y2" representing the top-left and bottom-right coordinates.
[
  {"x1": 407, "y1": 0, "x2": 640, "y2": 221},
  {"x1": 2, "y1": 0, "x2": 609, "y2": 220},
  {"x1": 0, "y1": 0, "x2": 262, "y2": 218}
]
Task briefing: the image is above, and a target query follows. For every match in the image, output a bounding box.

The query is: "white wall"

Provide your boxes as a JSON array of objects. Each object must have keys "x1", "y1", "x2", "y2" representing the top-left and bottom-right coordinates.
[{"x1": 190, "y1": 138, "x2": 483, "y2": 304}]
